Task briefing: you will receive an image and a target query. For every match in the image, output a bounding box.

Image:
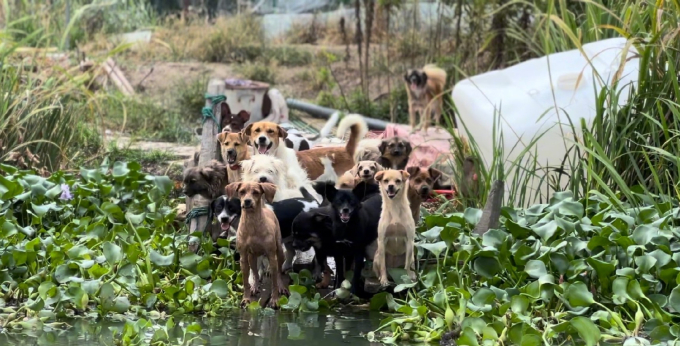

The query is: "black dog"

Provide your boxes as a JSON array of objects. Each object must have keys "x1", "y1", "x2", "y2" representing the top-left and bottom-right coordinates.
[
  {"x1": 211, "y1": 187, "x2": 320, "y2": 273},
  {"x1": 309, "y1": 181, "x2": 382, "y2": 297}
]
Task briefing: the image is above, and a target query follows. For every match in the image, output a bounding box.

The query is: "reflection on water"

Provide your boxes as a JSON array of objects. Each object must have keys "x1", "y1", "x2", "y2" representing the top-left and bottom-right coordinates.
[{"x1": 1, "y1": 309, "x2": 383, "y2": 346}]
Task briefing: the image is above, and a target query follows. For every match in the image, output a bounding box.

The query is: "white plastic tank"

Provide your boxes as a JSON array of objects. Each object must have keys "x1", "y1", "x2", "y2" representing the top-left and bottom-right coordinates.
[{"x1": 452, "y1": 38, "x2": 639, "y2": 206}]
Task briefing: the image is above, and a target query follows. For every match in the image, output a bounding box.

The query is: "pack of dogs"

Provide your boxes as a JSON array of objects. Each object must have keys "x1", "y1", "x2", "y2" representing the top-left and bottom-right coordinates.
[{"x1": 183, "y1": 65, "x2": 453, "y2": 308}]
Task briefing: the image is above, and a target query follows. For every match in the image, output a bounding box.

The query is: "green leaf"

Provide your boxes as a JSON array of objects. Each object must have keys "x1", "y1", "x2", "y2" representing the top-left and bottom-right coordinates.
[
  {"x1": 210, "y1": 279, "x2": 229, "y2": 299},
  {"x1": 417, "y1": 241, "x2": 447, "y2": 256},
  {"x1": 112, "y1": 162, "x2": 130, "y2": 177},
  {"x1": 570, "y1": 316, "x2": 601, "y2": 346},
  {"x1": 150, "y1": 250, "x2": 174, "y2": 267},
  {"x1": 370, "y1": 292, "x2": 388, "y2": 311},
  {"x1": 531, "y1": 220, "x2": 558, "y2": 242},
  {"x1": 464, "y1": 208, "x2": 482, "y2": 226},
  {"x1": 102, "y1": 242, "x2": 123, "y2": 265},
  {"x1": 668, "y1": 286, "x2": 680, "y2": 312},
  {"x1": 153, "y1": 176, "x2": 173, "y2": 195},
  {"x1": 421, "y1": 226, "x2": 443, "y2": 241},
  {"x1": 564, "y1": 282, "x2": 595, "y2": 307},
  {"x1": 31, "y1": 202, "x2": 61, "y2": 217},
  {"x1": 525, "y1": 260, "x2": 547, "y2": 279},
  {"x1": 473, "y1": 256, "x2": 501, "y2": 278}
]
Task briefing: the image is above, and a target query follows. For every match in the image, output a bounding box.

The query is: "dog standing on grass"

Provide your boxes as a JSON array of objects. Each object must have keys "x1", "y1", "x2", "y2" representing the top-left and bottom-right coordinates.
[
  {"x1": 226, "y1": 182, "x2": 288, "y2": 309},
  {"x1": 404, "y1": 64, "x2": 447, "y2": 131},
  {"x1": 373, "y1": 170, "x2": 417, "y2": 287}
]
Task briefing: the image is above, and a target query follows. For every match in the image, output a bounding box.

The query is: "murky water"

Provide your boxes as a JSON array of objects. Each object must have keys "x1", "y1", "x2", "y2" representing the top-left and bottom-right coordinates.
[{"x1": 1, "y1": 309, "x2": 383, "y2": 345}]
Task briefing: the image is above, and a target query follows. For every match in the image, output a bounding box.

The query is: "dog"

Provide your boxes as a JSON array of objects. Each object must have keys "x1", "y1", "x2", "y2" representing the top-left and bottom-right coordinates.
[
  {"x1": 291, "y1": 207, "x2": 343, "y2": 289},
  {"x1": 379, "y1": 137, "x2": 413, "y2": 170},
  {"x1": 373, "y1": 170, "x2": 417, "y2": 287},
  {"x1": 283, "y1": 112, "x2": 341, "y2": 152},
  {"x1": 183, "y1": 160, "x2": 228, "y2": 200},
  {"x1": 315, "y1": 155, "x2": 339, "y2": 184},
  {"x1": 213, "y1": 187, "x2": 320, "y2": 287},
  {"x1": 220, "y1": 102, "x2": 251, "y2": 133},
  {"x1": 336, "y1": 171, "x2": 358, "y2": 190},
  {"x1": 261, "y1": 88, "x2": 289, "y2": 124},
  {"x1": 406, "y1": 166, "x2": 443, "y2": 221},
  {"x1": 350, "y1": 160, "x2": 384, "y2": 184},
  {"x1": 244, "y1": 114, "x2": 367, "y2": 181},
  {"x1": 216, "y1": 131, "x2": 251, "y2": 183},
  {"x1": 312, "y1": 181, "x2": 382, "y2": 296},
  {"x1": 404, "y1": 64, "x2": 447, "y2": 131},
  {"x1": 225, "y1": 182, "x2": 288, "y2": 309},
  {"x1": 240, "y1": 154, "x2": 320, "y2": 202}
]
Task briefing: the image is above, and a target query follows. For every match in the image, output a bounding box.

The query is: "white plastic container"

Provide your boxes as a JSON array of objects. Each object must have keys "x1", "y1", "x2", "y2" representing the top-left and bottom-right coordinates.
[{"x1": 452, "y1": 38, "x2": 638, "y2": 205}]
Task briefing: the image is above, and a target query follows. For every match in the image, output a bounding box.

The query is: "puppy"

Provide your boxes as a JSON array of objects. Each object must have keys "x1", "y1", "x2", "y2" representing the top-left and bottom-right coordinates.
[
  {"x1": 379, "y1": 137, "x2": 413, "y2": 170},
  {"x1": 313, "y1": 181, "x2": 382, "y2": 296},
  {"x1": 373, "y1": 170, "x2": 416, "y2": 287},
  {"x1": 244, "y1": 114, "x2": 367, "y2": 181},
  {"x1": 220, "y1": 102, "x2": 251, "y2": 133},
  {"x1": 240, "y1": 154, "x2": 320, "y2": 202},
  {"x1": 183, "y1": 160, "x2": 228, "y2": 200},
  {"x1": 406, "y1": 166, "x2": 443, "y2": 221},
  {"x1": 336, "y1": 171, "x2": 358, "y2": 190},
  {"x1": 216, "y1": 131, "x2": 250, "y2": 183},
  {"x1": 291, "y1": 207, "x2": 342, "y2": 289},
  {"x1": 404, "y1": 64, "x2": 447, "y2": 131},
  {"x1": 261, "y1": 88, "x2": 289, "y2": 124},
  {"x1": 350, "y1": 160, "x2": 384, "y2": 184},
  {"x1": 226, "y1": 182, "x2": 288, "y2": 309}
]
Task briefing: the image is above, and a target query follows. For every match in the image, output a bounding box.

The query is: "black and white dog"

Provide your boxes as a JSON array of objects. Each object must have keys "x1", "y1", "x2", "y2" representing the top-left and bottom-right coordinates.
[{"x1": 211, "y1": 187, "x2": 320, "y2": 281}]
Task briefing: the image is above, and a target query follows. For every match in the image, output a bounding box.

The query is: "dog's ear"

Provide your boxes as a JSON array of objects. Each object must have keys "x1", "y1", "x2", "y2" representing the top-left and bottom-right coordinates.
[
  {"x1": 349, "y1": 165, "x2": 359, "y2": 176},
  {"x1": 244, "y1": 123, "x2": 254, "y2": 137},
  {"x1": 353, "y1": 181, "x2": 379, "y2": 201},
  {"x1": 277, "y1": 125, "x2": 288, "y2": 139},
  {"x1": 374, "y1": 171, "x2": 385, "y2": 182},
  {"x1": 240, "y1": 159, "x2": 253, "y2": 173},
  {"x1": 420, "y1": 71, "x2": 428, "y2": 84},
  {"x1": 373, "y1": 162, "x2": 385, "y2": 172},
  {"x1": 428, "y1": 167, "x2": 443, "y2": 183},
  {"x1": 272, "y1": 159, "x2": 286, "y2": 176},
  {"x1": 313, "y1": 181, "x2": 337, "y2": 202},
  {"x1": 406, "y1": 166, "x2": 419, "y2": 178},
  {"x1": 200, "y1": 167, "x2": 214, "y2": 181},
  {"x1": 238, "y1": 110, "x2": 251, "y2": 123},
  {"x1": 404, "y1": 71, "x2": 410, "y2": 83},
  {"x1": 220, "y1": 102, "x2": 231, "y2": 117},
  {"x1": 238, "y1": 131, "x2": 249, "y2": 144},
  {"x1": 312, "y1": 212, "x2": 333, "y2": 228},
  {"x1": 400, "y1": 170, "x2": 410, "y2": 180},
  {"x1": 225, "y1": 182, "x2": 241, "y2": 198},
  {"x1": 378, "y1": 140, "x2": 388, "y2": 155},
  {"x1": 259, "y1": 183, "x2": 277, "y2": 203},
  {"x1": 404, "y1": 141, "x2": 413, "y2": 156},
  {"x1": 216, "y1": 132, "x2": 227, "y2": 145}
]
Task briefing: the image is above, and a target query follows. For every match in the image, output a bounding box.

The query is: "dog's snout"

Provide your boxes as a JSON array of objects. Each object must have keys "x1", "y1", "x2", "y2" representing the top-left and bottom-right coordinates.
[
  {"x1": 420, "y1": 186, "x2": 430, "y2": 194},
  {"x1": 393, "y1": 150, "x2": 402, "y2": 155},
  {"x1": 341, "y1": 207, "x2": 350, "y2": 214},
  {"x1": 363, "y1": 169, "x2": 370, "y2": 174},
  {"x1": 258, "y1": 136, "x2": 267, "y2": 143},
  {"x1": 243, "y1": 199, "x2": 253, "y2": 208},
  {"x1": 388, "y1": 184, "x2": 396, "y2": 191},
  {"x1": 220, "y1": 217, "x2": 229, "y2": 223},
  {"x1": 259, "y1": 176, "x2": 268, "y2": 183},
  {"x1": 227, "y1": 148, "x2": 236, "y2": 155}
]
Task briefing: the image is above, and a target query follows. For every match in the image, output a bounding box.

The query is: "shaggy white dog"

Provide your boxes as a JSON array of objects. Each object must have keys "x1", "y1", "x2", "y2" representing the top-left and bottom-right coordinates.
[{"x1": 240, "y1": 154, "x2": 320, "y2": 202}]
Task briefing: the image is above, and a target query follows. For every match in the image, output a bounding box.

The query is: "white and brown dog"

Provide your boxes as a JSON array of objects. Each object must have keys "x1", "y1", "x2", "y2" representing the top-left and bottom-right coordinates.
[{"x1": 243, "y1": 114, "x2": 368, "y2": 181}]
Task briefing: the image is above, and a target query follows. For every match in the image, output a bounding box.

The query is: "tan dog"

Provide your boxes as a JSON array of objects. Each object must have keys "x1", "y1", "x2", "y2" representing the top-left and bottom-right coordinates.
[
  {"x1": 336, "y1": 171, "x2": 358, "y2": 190},
  {"x1": 225, "y1": 182, "x2": 288, "y2": 309},
  {"x1": 217, "y1": 132, "x2": 251, "y2": 183},
  {"x1": 404, "y1": 64, "x2": 447, "y2": 131},
  {"x1": 350, "y1": 160, "x2": 385, "y2": 184},
  {"x1": 373, "y1": 170, "x2": 417, "y2": 287},
  {"x1": 406, "y1": 166, "x2": 443, "y2": 221},
  {"x1": 244, "y1": 114, "x2": 368, "y2": 181}
]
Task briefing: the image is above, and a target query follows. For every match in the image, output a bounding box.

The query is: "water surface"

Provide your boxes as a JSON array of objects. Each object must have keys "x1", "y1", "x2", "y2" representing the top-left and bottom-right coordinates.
[{"x1": 1, "y1": 309, "x2": 383, "y2": 346}]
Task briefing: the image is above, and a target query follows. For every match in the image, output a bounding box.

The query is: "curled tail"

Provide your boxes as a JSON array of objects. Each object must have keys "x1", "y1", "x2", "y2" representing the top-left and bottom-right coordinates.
[
  {"x1": 422, "y1": 64, "x2": 447, "y2": 91},
  {"x1": 336, "y1": 114, "x2": 369, "y2": 162},
  {"x1": 308, "y1": 112, "x2": 341, "y2": 143}
]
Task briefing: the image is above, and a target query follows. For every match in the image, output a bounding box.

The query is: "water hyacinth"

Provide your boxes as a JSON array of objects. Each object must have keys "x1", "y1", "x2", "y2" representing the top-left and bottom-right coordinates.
[{"x1": 59, "y1": 184, "x2": 73, "y2": 201}]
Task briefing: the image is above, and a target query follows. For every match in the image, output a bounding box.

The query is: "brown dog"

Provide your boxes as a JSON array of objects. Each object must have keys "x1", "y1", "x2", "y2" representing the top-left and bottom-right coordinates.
[
  {"x1": 244, "y1": 114, "x2": 368, "y2": 180},
  {"x1": 183, "y1": 160, "x2": 228, "y2": 200},
  {"x1": 373, "y1": 170, "x2": 416, "y2": 287},
  {"x1": 404, "y1": 64, "x2": 447, "y2": 131},
  {"x1": 216, "y1": 131, "x2": 251, "y2": 183},
  {"x1": 219, "y1": 103, "x2": 251, "y2": 133},
  {"x1": 225, "y1": 182, "x2": 288, "y2": 309},
  {"x1": 379, "y1": 137, "x2": 412, "y2": 170},
  {"x1": 406, "y1": 166, "x2": 443, "y2": 221}
]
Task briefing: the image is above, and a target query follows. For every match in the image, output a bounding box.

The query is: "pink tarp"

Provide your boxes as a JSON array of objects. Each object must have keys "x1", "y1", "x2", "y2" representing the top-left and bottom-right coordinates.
[{"x1": 371, "y1": 124, "x2": 454, "y2": 169}]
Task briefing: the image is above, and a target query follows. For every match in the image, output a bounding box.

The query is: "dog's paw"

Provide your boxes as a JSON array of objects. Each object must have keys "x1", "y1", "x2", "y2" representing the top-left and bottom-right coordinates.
[
  {"x1": 278, "y1": 285, "x2": 290, "y2": 296},
  {"x1": 240, "y1": 298, "x2": 251, "y2": 309},
  {"x1": 379, "y1": 277, "x2": 390, "y2": 287},
  {"x1": 250, "y1": 285, "x2": 260, "y2": 297},
  {"x1": 267, "y1": 299, "x2": 280, "y2": 310}
]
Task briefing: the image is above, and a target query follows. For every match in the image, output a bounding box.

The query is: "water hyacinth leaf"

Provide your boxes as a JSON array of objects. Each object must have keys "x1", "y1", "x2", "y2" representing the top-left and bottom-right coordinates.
[
  {"x1": 473, "y1": 256, "x2": 501, "y2": 278},
  {"x1": 112, "y1": 162, "x2": 130, "y2": 177},
  {"x1": 632, "y1": 225, "x2": 659, "y2": 245},
  {"x1": 505, "y1": 219, "x2": 532, "y2": 238},
  {"x1": 421, "y1": 226, "x2": 443, "y2": 241},
  {"x1": 635, "y1": 255, "x2": 657, "y2": 274},
  {"x1": 101, "y1": 202, "x2": 124, "y2": 223},
  {"x1": 531, "y1": 220, "x2": 558, "y2": 242},
  {"x1": 370, "y1": 292, "x2": 388, "y2": 311},
  {"x1": 458, "y1": 327, "x2": 480, "y2": 346},
  {"x1": 150, "y1": 250, "x2": 174, "y2": 267},
  {"x1": 66, "y1": 245, "x2": 90, "y2": 259},
  {"x1": 31, "y1": 202, "x2": 61, "y2": 217},
  {"x1": 668, "y1": 286, "x2": 680, "y2": 312},
  {"x1": 564, "y1": 282, "x2": 595, "y2": 307},
  {"x1": 463, "y1": 208, "x2": 482, "y2": 227},
  {"x1": 482, "y1": 229, "x2": 507, "y2": 249},
  {"x1": 283, "y1": 291, "x2": 302, "y2": 310},
  {"x1": 525, "y1": 260, "x2": 547, "y2": 279},
  {"x1": 613, "y1": 277, "x2": 632, "y2": 305},
  {"x1": 179, "y1": 254, "x2": 202, "y2": 270},
  {"x1": 152, "y1": 176, "x2": 173, "y2": 195},
  {"x1": 103, "y1": 242, "x2": 122, "y2": 265},
  {"x1": 417, "y1": 241, "x2": 447, "y2": 256},
  {"x1": 210, "y1": 279, "x2": 229, "y2": 298},
  {"x1": 570, "y1": 316, "x2": 600, "y2": 346}
]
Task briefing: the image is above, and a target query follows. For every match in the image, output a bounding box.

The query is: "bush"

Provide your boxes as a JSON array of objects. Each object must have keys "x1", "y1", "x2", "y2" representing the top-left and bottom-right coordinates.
[
  {"x1": 236, "y1": 60, "x2": 278, "y2": 85},
  {"x1": 194, "y1": 15, "x2": 265, "y2": 63}
]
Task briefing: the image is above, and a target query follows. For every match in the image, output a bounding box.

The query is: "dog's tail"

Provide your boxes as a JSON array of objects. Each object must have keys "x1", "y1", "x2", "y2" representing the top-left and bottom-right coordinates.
[
  {"x1": 336, "y1": 114, "x2": 369, "y2": 162},
  {"x1": 308, "y1": 112, "x2": 341, "y2": 143},
  {"x1": 422, "y1": 64, "x2": 447, "y2": 92},
  {"x1": 299, "y1": 186, "x2": 315, "y2": 201}
]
